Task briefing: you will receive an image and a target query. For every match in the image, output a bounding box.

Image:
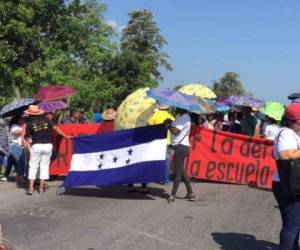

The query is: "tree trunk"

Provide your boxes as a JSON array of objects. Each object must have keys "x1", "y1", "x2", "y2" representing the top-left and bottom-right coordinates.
[{"x1": 14, "y1": 85, "x2": 21, "y2": 99}]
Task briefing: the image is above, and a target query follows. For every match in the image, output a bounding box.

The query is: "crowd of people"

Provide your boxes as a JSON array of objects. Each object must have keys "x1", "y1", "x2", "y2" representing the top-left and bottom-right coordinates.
[
  {"x1": 2, "y1": 98, "x2": 300, "y2": 249},
  {"x1": 0, "y1": 106, "x2": 117, "y2": 189}
]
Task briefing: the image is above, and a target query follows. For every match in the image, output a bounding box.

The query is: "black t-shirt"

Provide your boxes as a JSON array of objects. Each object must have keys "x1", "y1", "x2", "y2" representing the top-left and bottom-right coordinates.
[{"x1": 26, "y1": 117, "x2": 54, "y2": 144}]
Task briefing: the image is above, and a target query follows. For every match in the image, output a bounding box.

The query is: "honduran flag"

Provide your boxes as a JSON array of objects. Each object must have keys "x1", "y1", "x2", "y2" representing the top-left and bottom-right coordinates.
[{"x1": 62, "y1": 124, "x2": 168, "y2": 188}]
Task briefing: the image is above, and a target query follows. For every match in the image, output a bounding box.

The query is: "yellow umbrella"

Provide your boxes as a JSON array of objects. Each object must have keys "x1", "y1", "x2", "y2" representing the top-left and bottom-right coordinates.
[
  {"x1": 114, "y1": 88, "x2": 156, "y2": 130},
  {"x1": 178, "y1": 84, "x2": 217, "y2": 99}
]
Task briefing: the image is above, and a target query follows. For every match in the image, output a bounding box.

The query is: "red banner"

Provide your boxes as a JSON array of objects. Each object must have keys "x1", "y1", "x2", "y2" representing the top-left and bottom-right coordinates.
[
  {"x1": 49, "y1": 122, "x2": 113, "y2": 175},
  {"x1": 186, "y1": 126, "x2": 276, "y2": 189},
  {"x1": 50, "y1": 124, "x2": 276, "y2": 189}
]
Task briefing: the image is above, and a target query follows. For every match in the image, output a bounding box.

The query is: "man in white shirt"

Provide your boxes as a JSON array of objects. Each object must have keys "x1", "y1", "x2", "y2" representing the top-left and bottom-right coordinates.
[{"x1": 166, "y1": 108, "x2": 195, "y2": 203}]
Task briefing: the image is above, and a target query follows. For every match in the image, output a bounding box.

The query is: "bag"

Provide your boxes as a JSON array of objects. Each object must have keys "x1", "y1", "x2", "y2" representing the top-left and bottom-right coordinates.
[
  {"x1": 274, "y1": 128, "x2": 300, "y2": 195},
  {"x1": 276, "y1": 158, "x2": 300, "y2": 196}
]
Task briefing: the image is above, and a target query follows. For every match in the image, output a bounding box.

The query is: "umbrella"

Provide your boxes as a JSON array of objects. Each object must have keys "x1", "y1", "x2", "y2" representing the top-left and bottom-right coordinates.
[
  {"x1": 178, "y1": 84, "x2": 217, "y2": 99},
  {"x1": 288, "y1": 92, "x2": 300, "y2": 101},
  {"x1": 228, "y1": 95, "x2": 264, "y2": 109},
  {"x1": 34, "y1": 85, "x2": 75, "y2": 101},
  {"x1": 114, "y1": 88, "x2": 157, "y2": 130},
  {"x1": 0, "y1": 98, "x2": 38, "y2": 117},
  {"x1": 260, "y1": 101, "x2": 285, "y2": 121},
  {"x1": 37, "y1": 100, "x2": 68, "y2": 113},
  {"x1": 146, "y1": 87, "x2": 205, "y2": 113},
  {"x1": 215, "y1": 97, "x2": 231, "y2": 112}
]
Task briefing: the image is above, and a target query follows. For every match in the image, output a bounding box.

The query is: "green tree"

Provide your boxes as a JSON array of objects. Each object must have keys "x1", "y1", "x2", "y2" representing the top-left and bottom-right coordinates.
[
  {"x1": 0, "y1": 0, "x2": 116, "y2": 111},
  {"x1": 120, "y1": 9, "x2": 171, "y2": 87},
  {"x1": 212, "y1": 72, "x2": 246, "y2": 97}
]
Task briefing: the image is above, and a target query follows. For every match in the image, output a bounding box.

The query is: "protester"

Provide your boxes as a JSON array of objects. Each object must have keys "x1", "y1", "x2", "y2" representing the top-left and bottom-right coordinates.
[
  {"x1": 148, "y1": 102, "x2": 175, "y2": 184},
  {"x1": 241, "y1": 106, "x2": 260, "y2": 137},
  {"x1": 214, "y1": 112, "x2": 224, "y2": 131},
  {"x1": 25, "y1": 105, "x2": 72, "y2": 195},
  {"x1": 222, "y1": 112, "x2": 242, "y2": 134},
  {"x1": 262, "y1": 116, "x2": 280, "y2": 140},
  {"x1": 272, "y1": 102, "x2": 300, "y2": 249},
  {"x1": 203, "y1": 112, "x2": 217, "y2": 129},
  {"x1": 102, "y1": 108, "x2": 116, "y2": 122},
  {"x1": 0, "y1": 118, "x2": 9, "y2": 178},
  {"x1": 64, "y1": 108, "x2": 81, "y2": 124},
  {"x1": 3, "y1": 115, "x2": 26, "y2": 185},
  {"x1": 165, "y1": 108, "x2": 195, "y2": 203},
  {"x1": 93, "y1": 110, "x2": 102, "y2": 123},
  {"x1": 78, "y1": 108, "x2": 89, "y2": 123}
]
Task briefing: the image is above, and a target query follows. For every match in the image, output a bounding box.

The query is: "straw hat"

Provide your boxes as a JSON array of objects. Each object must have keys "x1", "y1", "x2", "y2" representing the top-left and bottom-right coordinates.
[
  {"x1": 25, "y1": 105, "x2": 44, "y2": 116},
  {"x1": 102, "y1": 108, "x2": 116, "y2": 121}
]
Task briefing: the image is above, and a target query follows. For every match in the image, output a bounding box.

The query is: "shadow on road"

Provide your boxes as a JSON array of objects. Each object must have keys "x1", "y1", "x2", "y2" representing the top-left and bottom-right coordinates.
[
  {"x1": 63, "y1": 185, "x2": 169, "y2": 200},
  {"x1": 211, "y1": 232, "x2": 278, "y2": 250}
]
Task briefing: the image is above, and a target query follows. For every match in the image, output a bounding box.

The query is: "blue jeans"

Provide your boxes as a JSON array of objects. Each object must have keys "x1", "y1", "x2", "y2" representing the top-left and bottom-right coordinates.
[
  {"x1": 5, "y1": 144, "x2": 25, "y2": 177},
  {"x1": 272, "y1": 181, "x2": 300, "y2": 250}
]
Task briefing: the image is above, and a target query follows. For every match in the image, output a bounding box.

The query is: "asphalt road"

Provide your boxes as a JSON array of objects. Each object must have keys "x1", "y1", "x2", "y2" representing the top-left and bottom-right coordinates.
[{"x1": 0, "y1": 180, "x2": 280, "y2": 250}]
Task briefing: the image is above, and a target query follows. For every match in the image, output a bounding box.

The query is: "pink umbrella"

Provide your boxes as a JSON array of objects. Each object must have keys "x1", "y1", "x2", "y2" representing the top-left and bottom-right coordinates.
[
  {"x1": 37, "y1": 100, "x2": 68, "y2": 113},
  {"x1": 34, "y1": 85, "x2": 75, "y2": 101}
]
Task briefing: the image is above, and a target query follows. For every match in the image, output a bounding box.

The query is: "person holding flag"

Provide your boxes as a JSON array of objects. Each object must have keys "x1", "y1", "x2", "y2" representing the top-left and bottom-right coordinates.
[{"x1": 165, "y1": 108, "x2": 195, "y2": 203}]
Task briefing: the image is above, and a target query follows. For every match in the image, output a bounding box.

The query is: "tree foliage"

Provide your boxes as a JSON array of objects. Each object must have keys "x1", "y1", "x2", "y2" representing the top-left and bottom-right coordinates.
[
  {"x1": 0, "y1": 3, "x2": 171, "y2": 111},
  {"x1": 120, "y1": 9, "x2": 171, "y2": 86},
  {"x1": 212, "y1": 72, "x2": 246, "y2": 97}
]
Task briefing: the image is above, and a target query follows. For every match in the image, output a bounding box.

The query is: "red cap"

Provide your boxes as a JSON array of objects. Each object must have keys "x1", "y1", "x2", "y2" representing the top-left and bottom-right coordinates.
[{"x1": 284, "y1": 103, "x2": 300, "y2": 122}]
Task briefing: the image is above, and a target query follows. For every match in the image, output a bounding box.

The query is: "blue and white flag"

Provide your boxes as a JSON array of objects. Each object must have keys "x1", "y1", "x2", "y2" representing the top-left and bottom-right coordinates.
[{"x1": 63, "y1": 125, "x2": 168, "y2": 188}]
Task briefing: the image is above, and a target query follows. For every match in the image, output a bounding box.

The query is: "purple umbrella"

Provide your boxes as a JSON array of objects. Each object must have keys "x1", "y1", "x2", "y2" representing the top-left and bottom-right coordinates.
[
  {"x1": 37, "y1": 100, "x2": 68, "y2": 113},
  {"x1": 228, "y1": 95, "x2": 264, "y2": 109},
  {"x1": 146, "y1": 87, "x2": 214, "y2": 113}
]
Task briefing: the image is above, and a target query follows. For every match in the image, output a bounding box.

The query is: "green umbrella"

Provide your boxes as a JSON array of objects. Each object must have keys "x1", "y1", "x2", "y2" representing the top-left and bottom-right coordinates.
[{"x1": 260, "y1": 101, "x2": 285, "y2": 121}]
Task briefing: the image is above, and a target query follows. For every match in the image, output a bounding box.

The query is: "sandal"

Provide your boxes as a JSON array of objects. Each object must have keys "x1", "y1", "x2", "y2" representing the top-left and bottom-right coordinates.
[
  {"x1": 39, "y1": 187, "x2": 46, "y2": 194},
  {"x1": 26, "y1": 187, "x2": 34, "y2": 195}
]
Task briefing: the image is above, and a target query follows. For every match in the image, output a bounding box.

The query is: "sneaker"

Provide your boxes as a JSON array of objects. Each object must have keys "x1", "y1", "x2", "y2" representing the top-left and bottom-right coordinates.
[
  {"x1": 184, "y1": 193, "x2": 196, "y2": 201},
  {"x1": 0, "y1": 176, "x2": 7, "y2": 181},
  {"x1": 167, "y1": 195, "x2": 175, "y2": 204}
]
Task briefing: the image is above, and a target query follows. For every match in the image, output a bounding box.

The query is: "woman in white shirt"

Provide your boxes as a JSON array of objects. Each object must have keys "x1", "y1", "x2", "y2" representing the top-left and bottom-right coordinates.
[
  {"x1": 5, "y1": 115, "x2": 26, "y2": 185},
  {"x1": 166, "y1": 108, "x2": 195, "y2": 203},
  {"x1": 273, "y1": 103, "x2": 300, "y2": 250}
]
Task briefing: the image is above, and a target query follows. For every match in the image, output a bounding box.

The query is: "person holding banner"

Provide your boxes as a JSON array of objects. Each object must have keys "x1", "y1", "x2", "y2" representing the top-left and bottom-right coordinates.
[
  {"x1": 166, "y1": 108, "x2": 195, "y2": 203},
  {"x1": 25, "y1": 105, "x2": 72, "y2": 195},
  {"x1": 148, "y1": 102, "x2": 175, "y2": 184},
  {"x1": 272, "y1": 102, "x2": 300, "y2": 250}
]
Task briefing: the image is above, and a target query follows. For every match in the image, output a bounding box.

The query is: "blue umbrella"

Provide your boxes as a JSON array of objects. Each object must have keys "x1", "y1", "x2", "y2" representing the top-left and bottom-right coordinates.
[
  {"x1": 146, "y1": 87, "x2": 213, "y2": 113},
  {"x1": 288, "y1": 92, "x2": 300, "y2": 101},
  {"x1": 0, "y1": 98, "x2": 38, "y2": 117},
  {"x1": 228, "y1": 95, "x2": 264, "y2": 109}
]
